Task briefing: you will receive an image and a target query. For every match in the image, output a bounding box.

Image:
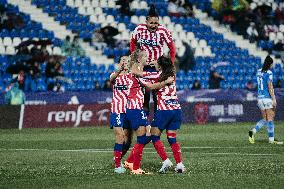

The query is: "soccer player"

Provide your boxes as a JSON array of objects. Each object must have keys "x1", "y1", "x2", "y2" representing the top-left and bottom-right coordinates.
[
  {"x1": 248, "y1": 55, "x2": 283, "y2": 145},
  {"x1": 125, "y1": 49, "x2": 174, "y2": 174},
  {"x1": 135, "y1": 56, "x2": 185, "y2": 173},
  {"x1": 130, "y1": 4, "x2": 176, "y2": 115},
  {"x1": 110, "y1": 56, "x2": 133, "y2": 174}
]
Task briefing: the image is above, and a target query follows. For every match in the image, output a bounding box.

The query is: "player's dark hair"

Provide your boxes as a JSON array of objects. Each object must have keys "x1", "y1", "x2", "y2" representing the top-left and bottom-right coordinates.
[
  {"x1": 261, "y1": 55, "x2": 273, "y2": 72},
  {"x1": 158, "y1": 56, "x2": 175, "y2": 82},
  {"x1": 146, "y1": 4, "x2": 159, "y2": 20}
]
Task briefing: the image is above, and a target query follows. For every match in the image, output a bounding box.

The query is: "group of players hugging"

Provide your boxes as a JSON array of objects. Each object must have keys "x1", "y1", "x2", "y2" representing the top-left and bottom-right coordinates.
[
  {"x1": 109, "y1": 4, "x2": 282, "y2": 175},
  {"x1": 109, "y1": 5, "x2": 185, "y2": 175}
]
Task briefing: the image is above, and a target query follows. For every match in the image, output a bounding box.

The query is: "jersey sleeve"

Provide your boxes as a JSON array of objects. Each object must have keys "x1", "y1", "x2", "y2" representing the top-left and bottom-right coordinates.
[
  {"x1": 130, "y1": 26, "x2": 140, "y2": 53},
  {"x1": 161, "y1": 27, "x2": 176, "y2": 64},
  {"x1": 268, "y1": 72, "x2": 273, "y2": 82}
]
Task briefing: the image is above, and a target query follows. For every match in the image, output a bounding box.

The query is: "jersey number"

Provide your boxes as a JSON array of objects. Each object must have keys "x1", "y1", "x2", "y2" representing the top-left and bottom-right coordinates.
[{"x1": 257, "y1": 76, "x2": 263, "y2": 90}]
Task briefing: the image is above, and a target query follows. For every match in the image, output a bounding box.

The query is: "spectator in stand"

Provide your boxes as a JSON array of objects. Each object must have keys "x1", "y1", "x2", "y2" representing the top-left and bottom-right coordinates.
[
  {"x1": 4, "y1": 82, "x2": 25, "y2": 105},
  {"x1": 94, "y1": 81, "x2": 101, "y2": 90},
  {"x1": 177, "y1": 42, "x2": 195, "y2": 72},
  {"x1": 16, "y1": 46, "x2": 30, "y2": 56},
  {"x1": 275, "y1": 79, "x2": 283, "y2": 88},
  {"x1": 116, "y1": 0, "x2": 133, "y2": 16},
  {"x1": 192, "y1": 80, "x2": 201, "y2": 90},
  {"x1": 183, "y1": 1, "x2": 194, "y2": 17},
  {"x1": 45, "y1": 58, "x2": 64, "y2": 78},
  {"x1": 168, "y1": 0, "x2": 194, "y2": 17},
  {"x1": 61, "y1": 35, "x2": 72, "y2": 55},
  {"x1": 247, "y1": 22, "x2": 259, "y2": 42},
  {"x1": 70, "y1": 36, "x2": 85, "y2": 57},
  {"x1": 93, "y1": 26, "x2": 119, "y2": 48},
  {"x1": 245, "y1": 80, "x2": 256, "y2": 91},
  {"x1": 275, "y1": 7, "x2": 284, "y2": 25},
  {"x1": 209, "y1": 67, "x2": 225, "y2": 89},
  {"x1": 39, "y1": 45, "x2": 49, "y2": 57},
  {"x1": 103, "y1": 79, "x2": 112, "y2": 91},
  {"x1": 16, "y1": 70, "x2": 25, "y2": 91},
  {"x1": 29, "y1": 61, "x2": 41, "y2": 79},
  {"x1": 53, "y1": 82, "x2": 65, "y2": 92}
]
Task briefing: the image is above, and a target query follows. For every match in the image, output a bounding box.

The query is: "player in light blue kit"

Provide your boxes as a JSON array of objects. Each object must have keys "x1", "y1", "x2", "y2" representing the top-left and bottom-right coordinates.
[{"x1": 248, "y1": 55, "x2": 283, "y2": 144}]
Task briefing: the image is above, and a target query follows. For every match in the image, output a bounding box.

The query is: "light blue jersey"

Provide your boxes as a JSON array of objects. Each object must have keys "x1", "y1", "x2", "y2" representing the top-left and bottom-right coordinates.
[{"x1": 256, "y1": 69, "x2": 273, "y2": 99}]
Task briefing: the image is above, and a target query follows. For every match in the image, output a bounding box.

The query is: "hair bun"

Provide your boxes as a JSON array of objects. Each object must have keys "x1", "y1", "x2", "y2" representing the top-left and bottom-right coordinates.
[{"x1": 148, "y1": 4, "x2": 158, "y2": 17}]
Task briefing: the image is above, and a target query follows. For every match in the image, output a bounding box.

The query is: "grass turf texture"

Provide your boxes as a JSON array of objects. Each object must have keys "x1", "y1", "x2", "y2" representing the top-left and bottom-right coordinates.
[{"x1": 0, "y1": 122, "x2": 283, "y2": 189}]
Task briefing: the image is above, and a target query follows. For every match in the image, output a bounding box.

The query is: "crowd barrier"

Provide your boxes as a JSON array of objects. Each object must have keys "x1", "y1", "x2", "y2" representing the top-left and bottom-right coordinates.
[{"x1": 0, "y1": 89, "x2": 283, "y2": 129}]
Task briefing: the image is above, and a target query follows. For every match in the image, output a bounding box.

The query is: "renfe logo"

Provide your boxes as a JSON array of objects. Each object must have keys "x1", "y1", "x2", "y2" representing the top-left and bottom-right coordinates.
[{"x1": 47, "y1": 105, "x2": 93, "y2": 127}]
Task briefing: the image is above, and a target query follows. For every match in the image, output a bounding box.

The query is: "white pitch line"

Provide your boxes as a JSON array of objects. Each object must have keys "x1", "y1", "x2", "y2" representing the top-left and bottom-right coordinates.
[{"x1": 0, "y1": 148, "x2": 283, "y2": 156}]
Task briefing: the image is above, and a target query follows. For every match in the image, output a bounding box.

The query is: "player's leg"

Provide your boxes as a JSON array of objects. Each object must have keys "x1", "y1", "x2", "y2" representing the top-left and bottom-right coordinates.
[
  {"x1": 151, "y1": 127, "x2": 173, "y2": 173},
  {"x1": 166, "y1": 109, "x2": 185, "y2": 173},
  {"x1": 151, "y1": 110, "x2": 172, "y2": 173},
  {"x1": 123, "y1": 128, "x2": 134, "y2": 170},
  {"x1": 110, "y1": 113, "x2": 126, "y2": 173},
  {"x1": 266, "y1": 108, "x2": 283, "y2": 144},
  {"x1": 249, "y1": 110, "x2": 267, "y2": 144},
  {"x1": 122, "y1": 128, "x2": 133, "y2": 157},
  {"x1": 125, "y1": 109, "x2": 150, "y2": 174}
]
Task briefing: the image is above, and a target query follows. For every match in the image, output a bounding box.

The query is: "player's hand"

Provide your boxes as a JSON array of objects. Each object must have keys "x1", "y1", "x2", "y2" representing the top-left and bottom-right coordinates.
[{"x1": 165, "y1": 76, "x2": 174, "y2": 84}]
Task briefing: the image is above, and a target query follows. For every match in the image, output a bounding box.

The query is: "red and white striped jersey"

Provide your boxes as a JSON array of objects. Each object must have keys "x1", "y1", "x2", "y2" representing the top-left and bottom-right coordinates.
[
  {"x1": 143, "y1": 72, "x2": 181, "y2": 110},
  {"x1": 130, "y1": 24, "x2": 176, "y2": 64},
  {"x1": 110, "y1": 73, "x2": 130, "y2": 113},
  {"x1": 126, "y1": 73, "x2": 150, "y2": 110}
]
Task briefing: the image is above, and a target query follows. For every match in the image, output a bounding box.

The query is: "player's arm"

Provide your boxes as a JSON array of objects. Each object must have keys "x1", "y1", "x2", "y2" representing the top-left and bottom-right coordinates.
[
  {"x1": 145, "y1": 76, "x2": 174, "y2": 90},
  {"x1": 268, "y1": 81, "x2": 276, "y2": 107},
  {"x1": 167, "y1": 41, "x2": 176, "y2": 64},
  {"x1": 130, "y1": 27, "x2": 138, "y2": 53},
  {"x1": 163, "y1": 28, "x2": 176, "y2": 64},
  {"x1": 110, "y1": 64, "x2": 124, "y2": 83}
]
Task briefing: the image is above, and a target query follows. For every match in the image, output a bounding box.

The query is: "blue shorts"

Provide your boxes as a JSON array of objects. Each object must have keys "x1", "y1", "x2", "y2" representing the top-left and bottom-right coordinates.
[
  {"x1": 110, "y1": 113, "x2": 130, "y2": 129},
  {"x1": 126, "y1": 109, "x2": 148, "y2": 130},
  {"x1": 151, "y1": 109, "x2": 182, "y2": 131}
]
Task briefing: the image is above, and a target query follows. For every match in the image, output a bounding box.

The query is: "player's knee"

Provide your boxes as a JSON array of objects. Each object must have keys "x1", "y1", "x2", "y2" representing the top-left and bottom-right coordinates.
[
  {"x1": 151, "y1": 135, "x2": 160, "y2": 143},
  {"x1": 115, "y1": 133, "x2": 124, "y2": 143},
  {"x1": 137, "y1": 135, "x2": 147, "y2": 145},
  {"x1": 167, "y1": 137, "x2": 177, "y2": 145},
  {"x1": 166, "y1": 132, "x2": 177, "y2": 145}
]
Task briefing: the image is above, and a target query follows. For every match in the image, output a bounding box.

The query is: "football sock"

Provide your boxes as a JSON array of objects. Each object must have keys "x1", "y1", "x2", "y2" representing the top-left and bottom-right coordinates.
[
  {"x1": 170, "y1": 142, "x2": 182, "y2": 164},
  {"x1": 152, "y1": 135, "x2": 168, "y2": 161},
  {"x1": 252, "y1": 119, "x2": 266, "y2": 134},
  {"x1": 126, "y1": 147, "x2": 135, "y2": 163},
  {"x1": 267, "y1": 121, "x2": 275, "y2": 142},
  {"x1": 132, "y1": 135, "x2": 147, "y2": 170},
  {"x1": 132, "y1": 143, "x2": 145, "y2": 170},
  {"x1": 114, "y1": 143, "x2": 123, "y2": 168}
]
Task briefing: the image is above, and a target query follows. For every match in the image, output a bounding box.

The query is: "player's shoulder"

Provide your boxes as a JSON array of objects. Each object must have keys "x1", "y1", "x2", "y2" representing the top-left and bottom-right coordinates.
[
  {"x1": 135, "y1": 24, "x2": 147, "y2": 30},
  {"x1": 157, "y1": 24, "x2": 168, "y2": 30}
]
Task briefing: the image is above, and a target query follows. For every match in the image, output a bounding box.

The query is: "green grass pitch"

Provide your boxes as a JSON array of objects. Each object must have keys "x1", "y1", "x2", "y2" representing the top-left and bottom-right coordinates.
[{"x1": 0, "y1": 122, "x2": 283, "y2": 189}]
